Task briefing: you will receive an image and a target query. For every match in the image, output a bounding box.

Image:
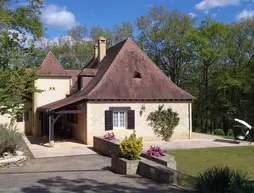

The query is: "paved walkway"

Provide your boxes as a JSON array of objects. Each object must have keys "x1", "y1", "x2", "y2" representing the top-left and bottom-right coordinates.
[
  {"x1": 24, "y1": 136, "x2": 96, "y2": 158},
  {"x1": 25, "y1": 133, "x2": 252, "y2": 158},
  {"x1": 143, "y1": 132, "x2": 251, "y2": 151},
  {"x1": 0, "y1": 155, "x2": 188, "y2": 193}
]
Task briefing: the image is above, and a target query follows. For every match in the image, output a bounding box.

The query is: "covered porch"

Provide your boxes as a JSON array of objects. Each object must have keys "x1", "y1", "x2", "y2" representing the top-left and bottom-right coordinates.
[{"x1": 38, "y1": 103, "x2": 87, "y2": 147}]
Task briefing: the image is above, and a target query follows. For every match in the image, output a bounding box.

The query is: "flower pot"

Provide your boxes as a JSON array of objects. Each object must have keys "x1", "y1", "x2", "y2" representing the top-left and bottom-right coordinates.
[{"x1": 111, "y1": 155, "x2": 140, "y2": 175}]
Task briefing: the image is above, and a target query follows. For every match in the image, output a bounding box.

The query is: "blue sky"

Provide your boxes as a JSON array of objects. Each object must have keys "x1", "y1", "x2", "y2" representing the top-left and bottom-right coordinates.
[{"x1": 41, "y1": 0, "x2": 254, "y2": 39}]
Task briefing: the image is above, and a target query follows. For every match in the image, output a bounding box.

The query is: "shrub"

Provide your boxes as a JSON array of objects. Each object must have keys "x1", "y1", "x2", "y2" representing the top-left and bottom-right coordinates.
[
  {"x1": 195, "y1": 166, "x2": 252, "y2": 193},
  {"x1": 103, "y1": 132, "x2": 116, "y2": 140},
  {"x1": 213, "y1": 129, "x2": 225, "y2": 136},
  {"x1": 147, "y1": 146, "x2": 165, "y2": 157},
  {"x1": 228, "y1": 129, "x2": 234, "y2": 137},
  {"x1": 0, "y1": 123, "x2": 24, "y2": 156},
  {"x1": 147, "y1": 105, "x2": 180, "y2": 141},
  {"x1": 120, "y1": 131, "x2": 143, "y2": 160}
]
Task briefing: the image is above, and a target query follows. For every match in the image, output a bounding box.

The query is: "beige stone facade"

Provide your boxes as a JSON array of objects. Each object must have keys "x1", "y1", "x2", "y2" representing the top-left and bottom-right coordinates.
[
  {"x1": 86, "y1": 101, "x2": 192, "y2": 145},
  {"x1": 33, "y1": 77, "x2": 71, "y2": 136}
]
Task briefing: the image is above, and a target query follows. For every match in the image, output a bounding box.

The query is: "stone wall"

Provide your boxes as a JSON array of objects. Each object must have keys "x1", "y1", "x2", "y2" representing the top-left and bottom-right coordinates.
[
  {"x1": 87, "y1": 101, "x2": 192, "y2": 145},
  {"x1": 93, "y1": 136, "x2": 120, "y2": 156}
]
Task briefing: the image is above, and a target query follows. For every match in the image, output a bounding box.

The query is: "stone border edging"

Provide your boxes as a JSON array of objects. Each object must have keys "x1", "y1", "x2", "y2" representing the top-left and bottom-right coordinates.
[
  {"x1": 22, "y1": 136, "x2": 35, "y2": 159},
  {"x1": 0, "y1": 156, "x2": 28, "y2": 168}
]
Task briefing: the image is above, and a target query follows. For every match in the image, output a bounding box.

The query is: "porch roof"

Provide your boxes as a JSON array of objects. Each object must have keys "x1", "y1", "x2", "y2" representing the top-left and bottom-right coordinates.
[{"x1": 37, "y1": 96, "x2": 85, "y2": 112}]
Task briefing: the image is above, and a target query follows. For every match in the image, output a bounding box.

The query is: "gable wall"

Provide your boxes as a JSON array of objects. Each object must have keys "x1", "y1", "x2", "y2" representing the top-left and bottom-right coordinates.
[
  {"x1": 86, "y1": 101, "x2": 192, "y2": 145},
  {"x1": 32, "y1": 77, "x2": 71, "y2": 136}
]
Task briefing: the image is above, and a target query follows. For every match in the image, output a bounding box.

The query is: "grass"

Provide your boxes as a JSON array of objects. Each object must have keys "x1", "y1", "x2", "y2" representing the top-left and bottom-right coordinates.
[{"x1": 166, "y1": 146, "x2": 254, "y2": 188}]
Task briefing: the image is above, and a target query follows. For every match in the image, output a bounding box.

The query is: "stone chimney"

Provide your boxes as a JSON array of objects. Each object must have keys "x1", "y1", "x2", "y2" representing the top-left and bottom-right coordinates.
[
  {"x1": 98, "y1": 36, "x2": 106, "y2": 62},
  {"x1": 94, "y1": 44, "x2": 98, "y2": 59}
]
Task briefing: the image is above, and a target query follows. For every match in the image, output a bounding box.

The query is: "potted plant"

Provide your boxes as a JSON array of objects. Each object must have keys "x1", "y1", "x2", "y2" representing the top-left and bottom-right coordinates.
[{"x1": 111, "y1": 131, "x2": 143, "y2": 175}]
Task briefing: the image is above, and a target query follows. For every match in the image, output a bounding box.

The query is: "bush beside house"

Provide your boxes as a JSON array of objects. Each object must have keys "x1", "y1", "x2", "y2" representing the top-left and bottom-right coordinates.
[
  {"x1": 0, "y1": 123, "x2": 29, "y2": 168},
  {"x1": 147, "y1": 105, "x2": 180, "y2": 141},
  {"x1": 0, "y1": 123, "x2": 24, "y2": 156},
  {"x1": 213, "y1": 129, "x2": 225, "y2": 136}
]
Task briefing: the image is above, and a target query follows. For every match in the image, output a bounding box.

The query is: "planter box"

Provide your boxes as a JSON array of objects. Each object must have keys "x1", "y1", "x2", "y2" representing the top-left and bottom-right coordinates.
[
  {"x1": 137, "y1": 158, "x2": 181, "y2": 185},
  {"x1": 141, "y1": 153, "x2": 176, "y2": 170},
  {"x1": 111, "y1": 155, "x2": 140, "y2": 175},
  {"x1": 93, "y1": 136, "x2": 120, "y2": 157}
]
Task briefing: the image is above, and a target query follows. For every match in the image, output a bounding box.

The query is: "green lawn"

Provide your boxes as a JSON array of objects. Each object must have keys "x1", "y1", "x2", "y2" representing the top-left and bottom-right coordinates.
[{"x1": 167, "y1": 146, "x2": 254, "y2": 188}]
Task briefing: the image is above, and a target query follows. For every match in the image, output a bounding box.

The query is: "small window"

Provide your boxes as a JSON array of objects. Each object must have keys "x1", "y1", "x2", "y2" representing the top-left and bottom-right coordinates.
[
  {"x1": 113, "y1": 111, "x2": 126, "y2": 129},
  {"x1": 24, "y1": 111, "x2": 29, "y2": 121},
  {"x1": 134, "y1": 71, "x2": 142, "y2": 79}
]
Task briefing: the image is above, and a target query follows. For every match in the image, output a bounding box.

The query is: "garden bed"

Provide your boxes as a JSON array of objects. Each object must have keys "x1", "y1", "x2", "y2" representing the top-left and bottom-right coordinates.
[
  {"x1": 141, "y1": 153, "x2": 176, "y2": 170},
  {"x1": 137, "y1": 157, "x2": 181, "y2": 185},
  {"x1": 93, "y1": 136, "x2": 120, "y2": 157}
]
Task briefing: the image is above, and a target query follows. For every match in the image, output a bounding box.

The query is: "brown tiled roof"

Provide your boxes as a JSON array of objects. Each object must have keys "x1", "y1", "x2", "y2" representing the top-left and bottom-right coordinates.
[
  {"x1": 76, "y1": 38, "x2": 195, "y2": 100},
  {"x1": 40, "y1": 51, "x2": 70, "y2": 77},
  {"x1": 65, "y1": 69, "x2": 81, "y2": 86},
  {"x1": 37, "y1": 95, "x2": 85, "y2": 112},
  {"x1": 38, "y1": 38, "x2": 194, "y2": 111},
  {"x1": 80, "y1": 68, "x2": 98, "y2": 76}
]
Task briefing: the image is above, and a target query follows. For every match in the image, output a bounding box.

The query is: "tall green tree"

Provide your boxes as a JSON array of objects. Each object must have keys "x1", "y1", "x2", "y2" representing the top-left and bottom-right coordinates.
[
  {"x1": 188, "y1": 18, "x2": 228, "y2": 132},
  {"x1": 112, "y1": 21, "x2": 134, "y2": 44},
  {"x1": 45, "y1": 25, "x2": 94, "y2": 69},
  {"x1": 136, "y1": 7, "x2": 195, "y2": 86},
  {"x1": 0, "y1": 0, "x2": 43, "y2": 117}
]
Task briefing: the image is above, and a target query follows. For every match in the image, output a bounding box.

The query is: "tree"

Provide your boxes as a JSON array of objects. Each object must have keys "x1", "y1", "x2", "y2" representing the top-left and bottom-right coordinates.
[
  {"x1": 136, "y1": 7, "x2": 195, "y2": 86},
  {"x1": 90, "y1": 26, "x2": 113, "y2": 46},
  {"x1": 112, "y1": 21, "x2": 134, "y2": 44},
  {"x1": 0, "y1": 0, "x2": 43, "y2": 117},
  {"x1": 188, "y1": 18, "x2": 228, "y2": 133},
  {"x1": 147, "y1": 105, "x2": 180, "y2": 141}
]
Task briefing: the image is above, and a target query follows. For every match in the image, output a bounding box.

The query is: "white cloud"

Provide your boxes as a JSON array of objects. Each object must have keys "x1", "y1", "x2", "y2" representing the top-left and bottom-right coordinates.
[
  {"x1": 195, "y1": 0, "x2": 240, "y2": 11},
  {"x1": 41, "y1": 4, "x2": 76, "y2": 29},
  {"x1": 189, "y1": 13, "x2": 197, "y2": 18},
  {"x1": 237, "y1": 9, "x2": 254, "y2": 20}
]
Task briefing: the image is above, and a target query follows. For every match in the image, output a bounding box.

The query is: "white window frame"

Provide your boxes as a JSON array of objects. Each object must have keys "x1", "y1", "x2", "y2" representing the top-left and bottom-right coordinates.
[{"x1": 113, "y1": 111, "x2": 126, "y2": 129}]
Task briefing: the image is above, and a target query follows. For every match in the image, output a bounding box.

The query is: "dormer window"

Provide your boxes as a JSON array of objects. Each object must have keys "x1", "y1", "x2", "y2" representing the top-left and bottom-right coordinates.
[{"x1": 134, "y1": 71, "x2": 142, "y2": 79}]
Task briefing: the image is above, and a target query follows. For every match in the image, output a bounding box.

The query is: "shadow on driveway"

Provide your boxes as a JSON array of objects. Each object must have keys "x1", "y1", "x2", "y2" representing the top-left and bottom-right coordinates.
[{"x1": 21, "y1": 176, "x2": 189, "y2": 193}]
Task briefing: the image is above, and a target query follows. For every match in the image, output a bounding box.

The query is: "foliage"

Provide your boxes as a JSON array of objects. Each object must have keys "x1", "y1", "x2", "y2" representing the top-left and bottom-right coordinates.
[
  {"x1": 213, "y1": 129, "x2": 225, "y2": 136},
  {"x1": 195, "y1": 166, "x2": 251, "y2": 193},
  {"x1": 196, "y1": 166, "x2": 232, "y2": 193},
  {"x1": 0, "y1": 123, "x2": 24, "y2": 156},
  {"x1": 103, "y1": 132, "x2": 116, "y2": 140},
  {"x1": 228, "y1": 129, "x2": 234, "y2": 137},
  {"x1": 38, "y1": 21, "x2": 133, "y2": 69},
  {"x1": 0, "y1": 0, "x2": 43, "y2": 117},
  {"x1": 147, "y1": 105, "x2": 180, "y2": 141},
  {"x1": 119, "y1": 131, "x2": 143, "y2": 160},
  {"x1": 136, "y1": 7, "x2": 194, "y2": 86},
  {"x1": 147, "y1": 146, "x2": 165, "y2": 157}
]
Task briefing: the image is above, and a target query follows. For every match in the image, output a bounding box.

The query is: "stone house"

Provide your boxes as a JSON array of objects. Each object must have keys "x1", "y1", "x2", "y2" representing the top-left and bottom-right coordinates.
[{"x1": 16, "y1": 37, "x2": 194, "y2": 146}]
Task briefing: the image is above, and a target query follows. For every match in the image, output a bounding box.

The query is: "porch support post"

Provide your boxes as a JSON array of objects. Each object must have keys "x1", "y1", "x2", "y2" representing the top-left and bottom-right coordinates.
[{"x1": 49, "y1": 114, "x2": 54, "y2": 147}]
